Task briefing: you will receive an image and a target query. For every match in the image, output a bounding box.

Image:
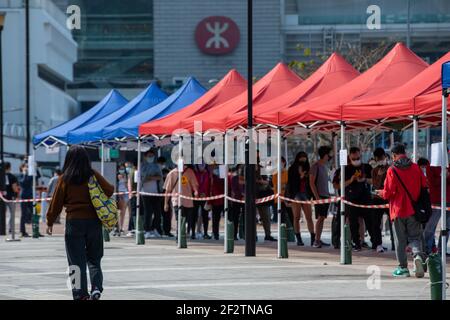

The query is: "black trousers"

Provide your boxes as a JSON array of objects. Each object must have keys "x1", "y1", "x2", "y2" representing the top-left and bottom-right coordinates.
[
  {"x1": 212, "y1": 205, "x2": 223, "y2": 238},
  {"x1": 128, "y1": 196, "x2": 137, "y2": 231},
  {"x1": 65, "y1": 218, "x2": 103, "y2": 300},
  {"x1": 161, "y1": 200, "x2": 172, "y2": 235},
  {"x1": 192, "y1": 200, "x2": 209, "y2": 236},
  {"x1": 230, "y1": 202, "x2": 245, "y2": 239},
  {"x1": 346, "y1": 203, "x2": 372, "y2": 247},
  {"x1": 142, "y1": 195, "x2": 162, "y2": 233},
  {"x1": 20, "y1": 202, "x2": 32, "y2": 234}
]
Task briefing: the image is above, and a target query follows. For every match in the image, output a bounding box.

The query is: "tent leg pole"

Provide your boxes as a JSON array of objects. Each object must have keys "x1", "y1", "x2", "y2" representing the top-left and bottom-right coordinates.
[
  {"x1": 284, "y1": 136, "x2": 288, "y2": 165},
  {"x1": 441, "y1": 91, "x2": 448, "y2": 300},
  {"x1": 224, "y1": 132, "x2": 231, "y2": 253},
  {"x1": 340, "y1": 122, "x2": 350, "y2": 264},
  {"x1": 333, "y1": 132, "x2": 338, "y2": 169},
  {"x1": 177, "y1": 137, "x2": 184, "y2": 249},
  {"x1": 31, "y1": 147, "x2": 39, "y2": 238},
  {"x1": 136, "y1": 138, "x2": 144, "y2": 245},
  {"x1": 277, "y1": 128, "x2": 285, "y2": 258},
  {"x1": 413, "y1": 116, "x2": 419, "y2": 163}
]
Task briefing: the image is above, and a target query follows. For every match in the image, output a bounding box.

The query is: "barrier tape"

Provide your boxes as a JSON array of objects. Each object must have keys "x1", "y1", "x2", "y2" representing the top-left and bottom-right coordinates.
[{"x1": 3, "y1": 190, "x2": 450, "y2": 211}]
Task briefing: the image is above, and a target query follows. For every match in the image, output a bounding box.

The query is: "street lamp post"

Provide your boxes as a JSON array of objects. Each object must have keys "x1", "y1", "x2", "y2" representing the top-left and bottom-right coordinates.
[
  {"x1": 245, "y1": 0, "x2": 256, "y2": 256},
  {"x1": 0, "y1": 14, "x2": 6, "y2": 236}
]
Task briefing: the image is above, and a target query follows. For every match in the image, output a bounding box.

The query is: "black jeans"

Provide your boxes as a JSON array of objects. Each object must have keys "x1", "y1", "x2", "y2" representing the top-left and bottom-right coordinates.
[
  {"x1": 212, "y1": 205, "x2": 223, "y2": 238},
  {"x1": 346, "y1": 203, "x2": 372, "y2": 247},
  {"x1": 128, "y1": 196, "x2": 137, "y2": 231},
  {"x1": 142, "y1": 195, "x2": 162, "y2": 233},
  {"x1": 192, "y1": 200, "x2": 209, "y2": 236},
  {"x1": 230, "y1": 202, "x2": 245, "y2": 239},
  {"x1": 20, "y1": 202, "x2": 32, "y2": 234},
  {"x1": 65, "y1": 218, "x2": 103, "y2": 300},
  {"x1": 162, "y1": 201, "x2": 172, "y2": 235}
]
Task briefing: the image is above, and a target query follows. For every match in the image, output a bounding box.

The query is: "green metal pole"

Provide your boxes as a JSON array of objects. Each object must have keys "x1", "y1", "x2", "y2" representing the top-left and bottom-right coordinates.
[
  {"x1": 340, "y1": 122, "x2": 351, "y2": 264},
  {"x1": 224, "y1": 131, "x2": 233, "y2": 253},
  {"x1": 100, "y1": 141, "x2": 110, "y2": 242}
]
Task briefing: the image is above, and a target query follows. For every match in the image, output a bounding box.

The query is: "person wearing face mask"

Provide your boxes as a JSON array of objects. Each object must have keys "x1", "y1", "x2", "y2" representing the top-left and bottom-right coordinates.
[
  {"x1": 287, "y1": 151, "x2": 313, "y2": 246},
  {"x1": 19, "y1": 163, "x2": 33, "y2": 237},
  {"x1": 140, "y1": 149, "x2": 164, "y2": 239},
  {"x1": 156, "y1": 156, "x2": 173, "y2": 237},
  {"x1": 114, "y1": 164, "x2": 129, "y2": 236},
  {"x1": 371, "y1": 148, "x2": 391, "y2": 253},
  {"x1": 126, "y1": 162, "x2": 138, "y2": 237},
  {"x1": 375, "y1": 143, "x2": 427, "y2": 278},
  {"x1": 192, "y1": 163, "x2": 212, "y2": 239},
  {"x1": 309, "y1": 146, "x2": 333, "y2": 248},
  {"x1": 209, "y1": 165, "x2": 224, "y2": 240},
  {"x1": 332, "y1": 147, "x2": 373, "y2": 252}
]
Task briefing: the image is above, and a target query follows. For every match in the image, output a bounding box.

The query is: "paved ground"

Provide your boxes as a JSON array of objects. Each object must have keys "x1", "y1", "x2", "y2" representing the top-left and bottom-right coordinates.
[{"x1": 1, "y1": 218, "x2": 449, "y2": 300}]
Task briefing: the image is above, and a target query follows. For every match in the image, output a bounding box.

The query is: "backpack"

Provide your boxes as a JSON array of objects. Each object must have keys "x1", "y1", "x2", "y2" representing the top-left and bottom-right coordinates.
[
  {"x1": 392, "y1": 167, "x2": 432, "y2": 223},
  {"x1": 88, "y1": 175, "x2": 118, "y2": 231}
]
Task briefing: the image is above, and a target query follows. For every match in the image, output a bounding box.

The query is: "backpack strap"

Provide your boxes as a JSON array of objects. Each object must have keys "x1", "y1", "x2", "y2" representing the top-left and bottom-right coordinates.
[{"x1": 391, "y1": 167, "x2": 415, "y2": 206}]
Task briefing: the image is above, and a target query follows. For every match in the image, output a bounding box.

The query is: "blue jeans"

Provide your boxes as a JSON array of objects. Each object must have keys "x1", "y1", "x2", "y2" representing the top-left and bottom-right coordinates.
[{"x1": 423, "y1": 208, "x2": 450, "y2": 254}]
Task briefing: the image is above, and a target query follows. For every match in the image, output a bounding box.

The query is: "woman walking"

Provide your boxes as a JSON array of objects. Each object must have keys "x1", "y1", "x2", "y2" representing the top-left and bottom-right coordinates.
[
  {"x1": 115, "y1": 163, "x2": 129, "y2": 236},
  {"x1": 46, "y1": 146, "x2": 114, "y2": 300}
]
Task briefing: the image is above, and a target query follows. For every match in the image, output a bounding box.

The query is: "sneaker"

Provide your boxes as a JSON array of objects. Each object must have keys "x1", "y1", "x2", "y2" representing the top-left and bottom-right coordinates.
[
  {"x1": 392, "y1": 267, "x2": 410, "y2": 277},
  {"x1": 362, "y1": 242, "x2": 370, "y2": 249},
  {"x1": 413, "y1": 256, "x2": 425, "y2": 278},
  {"x1": 203, "y1": 234, "x2": 212, "y2": 240},
  {"x1": 191, "y1": 234, "x2": 196, "y2": 240},
  {"x1": 144, "y1": 231, "x2": 154, "y2": 239},
  {"x1": 21, "y1": 233, "x2": 30, "y2": 238},
  {"x1": 310, "y1": 233, "x2": 316, "y2": 246},
  {"x1": 313, "y1": 240, "x2": 322, "y2": 248},
  {"x1": 90, "y1": 289, "x2": 101, "y2": 300},
  {"x1": 153, "y1": 230, "x2": 162, "y2": 238},
  {"x1": 126, "y1": 230, "x2": 135, "y2": 237},
  {"x1": 376, "y1": 245, "x2": 385, "y2": 253},
  {"x1": 353, "y1": 245, "x2": 362, "y2": 252},
  {"x1": 214, "y1": 235, "x2": 219, "y2": 240},
  {"x1": 265, "y1": 236, "x2": 276, "y2": 242},
  {"x1": 164, "y1": 232, "x2": 175, "y2": 238}
]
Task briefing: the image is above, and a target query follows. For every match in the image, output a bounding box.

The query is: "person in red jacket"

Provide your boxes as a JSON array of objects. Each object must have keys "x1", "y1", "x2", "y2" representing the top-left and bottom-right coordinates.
[
  {"x1": 423, "y1": 160, "x2": 450, "y2": 255},
  {"x1": 376, "y1": 143, "x2": 427, "y2": 278}
]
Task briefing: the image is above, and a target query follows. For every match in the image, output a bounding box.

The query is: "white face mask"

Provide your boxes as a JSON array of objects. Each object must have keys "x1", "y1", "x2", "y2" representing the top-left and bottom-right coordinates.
[
  {"x1": 351, "y1": 160, "x2": 361, "y2": 167},
  {"x1": 146, "y1": 156, "x2": 155, "y2": 164},
  {"x1": 377, "y1": 159, "x2": 387, "y2": 167}
]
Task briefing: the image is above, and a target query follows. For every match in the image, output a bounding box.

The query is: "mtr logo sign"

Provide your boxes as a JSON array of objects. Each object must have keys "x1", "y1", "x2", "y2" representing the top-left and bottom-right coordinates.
[{"x1": 195, "y1": 16, "x2": 240, "y2": 55}]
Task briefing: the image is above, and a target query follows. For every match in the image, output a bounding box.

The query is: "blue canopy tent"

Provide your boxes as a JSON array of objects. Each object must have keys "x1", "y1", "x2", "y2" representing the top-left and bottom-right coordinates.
[
  {"x1": 67, "y1": 83, "x2": 168, "y2": 145},
  {"x1": 32, "y1": 89, "x2": 128, "y2": 148},
  {"x1": 102, "y1": 77, "x2": 206, "y2": 141}
]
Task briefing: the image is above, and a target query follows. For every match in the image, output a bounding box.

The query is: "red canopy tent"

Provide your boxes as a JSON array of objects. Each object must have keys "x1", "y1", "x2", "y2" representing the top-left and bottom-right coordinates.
[
  {"x1": 260, "y1": 43, "x2": 429, "y2": 129},
  {"x1": 175, "y1": 62, "x2": 303, "y2": 133},
  {"x1": 220, "y1": 52, "x2": 358, "y2": 129},
  {"x1": 342, "y1": 51, "x2": 450, "y2": 126},
  {"x1": 139, "y1": 69, "x2": 247, "y2": 136}
]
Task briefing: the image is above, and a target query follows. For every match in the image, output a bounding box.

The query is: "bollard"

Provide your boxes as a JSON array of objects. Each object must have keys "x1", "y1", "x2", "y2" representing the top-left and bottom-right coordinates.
[
  {"x1": 226, "y1": 220, "x2": 234, "y2": 253},
  {"x1": 427, "y1": 253, "x2": 443, "y2": 300},
  {"x1": 103, "y1": 227, "x2": 110, "y2": 242},
  {"x1": 136, "y1": 214, "x2": 145, "y2": 245},
  {"x1": 179, "y1": 215, "x2": 187, "y2": 248},
  {"x1": 279, "y1": 223, "x2": 288, "y2": 258},
  {"x1": 343, "y1": 223, "x2": 352, "y2": 265},
  {"x1": 40, "y1": 192, "x2": 48, "y2": 223}
]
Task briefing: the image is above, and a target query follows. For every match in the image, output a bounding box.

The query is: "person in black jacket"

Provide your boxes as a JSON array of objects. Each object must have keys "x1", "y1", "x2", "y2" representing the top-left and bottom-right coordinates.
[{"x1": 287, "y1": 152, "x2": 315, "y2": 246}]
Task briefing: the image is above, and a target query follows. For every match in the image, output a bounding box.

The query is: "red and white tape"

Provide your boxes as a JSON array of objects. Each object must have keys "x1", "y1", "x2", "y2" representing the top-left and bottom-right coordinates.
[{"x1": 279, "y1": 195, "x2": 340, "y2": 205}]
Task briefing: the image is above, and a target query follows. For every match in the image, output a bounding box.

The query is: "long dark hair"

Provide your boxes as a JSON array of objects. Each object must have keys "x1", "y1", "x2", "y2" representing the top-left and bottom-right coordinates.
[{"x1": 62, "y1": 146, "x2": 94, "y2": 185}]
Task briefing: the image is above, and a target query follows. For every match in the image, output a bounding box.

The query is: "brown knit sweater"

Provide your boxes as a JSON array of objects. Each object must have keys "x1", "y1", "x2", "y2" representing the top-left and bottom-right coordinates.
[{"x1": 46, "y1": 170, "x2": 114, "y2": 227}]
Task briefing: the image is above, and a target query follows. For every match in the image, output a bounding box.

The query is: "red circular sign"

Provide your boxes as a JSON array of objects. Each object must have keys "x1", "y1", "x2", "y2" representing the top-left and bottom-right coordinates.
[{"x1": 195, "y1": 16, "x2": 240, "y2": 55}]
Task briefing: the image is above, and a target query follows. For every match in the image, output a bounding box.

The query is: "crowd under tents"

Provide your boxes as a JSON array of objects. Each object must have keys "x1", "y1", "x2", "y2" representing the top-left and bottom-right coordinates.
[
  {"x1": 67, "y1": 83, "x2": 168, "y2": 145},
  {"x1": 32, "y1": 43, "x2": 450, "y2": 298},
  {"x1": 33, "y1": 89, "x2": 129, "y2": 148}
]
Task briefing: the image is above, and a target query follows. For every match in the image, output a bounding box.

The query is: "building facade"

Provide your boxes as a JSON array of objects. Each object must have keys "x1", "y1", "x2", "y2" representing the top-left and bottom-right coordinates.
[{"x1": 0, "y1": 0, "x2": 78, "y2": 169}]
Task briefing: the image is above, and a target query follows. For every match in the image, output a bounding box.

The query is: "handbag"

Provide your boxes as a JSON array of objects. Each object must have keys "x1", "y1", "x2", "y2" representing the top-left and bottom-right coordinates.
[
  {"x1": 392, "y1": 167, "x2": 432, "y2": 223},
  {"x1": 88, "y1": 175, "x2": 118, "y2": 231}
]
